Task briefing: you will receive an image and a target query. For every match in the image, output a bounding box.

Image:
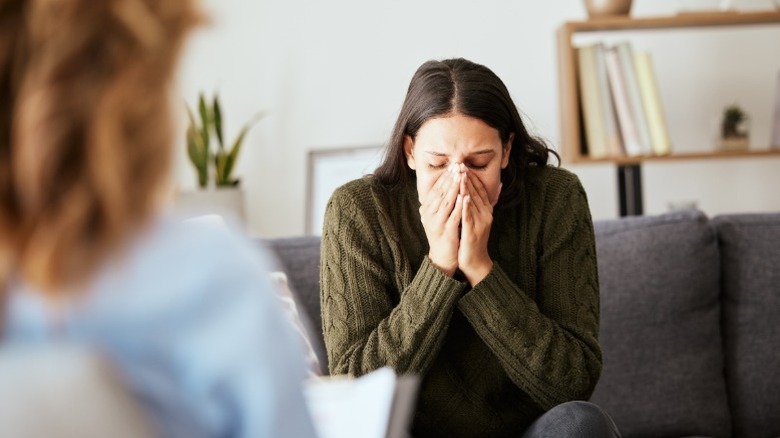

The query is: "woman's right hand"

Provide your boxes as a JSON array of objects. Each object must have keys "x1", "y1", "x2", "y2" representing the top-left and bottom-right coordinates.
[{"x1": 419, "y1": 165, "x2": 463, "y2": 277}]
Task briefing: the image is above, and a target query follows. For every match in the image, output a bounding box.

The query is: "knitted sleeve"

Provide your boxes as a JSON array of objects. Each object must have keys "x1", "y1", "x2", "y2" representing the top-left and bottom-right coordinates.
[
  {"x1": 320, "y1": 184, "x2": 466, "y2": 377},
  {"x1": 457, "y1": 177, "x2": 602, "y2": 410}
]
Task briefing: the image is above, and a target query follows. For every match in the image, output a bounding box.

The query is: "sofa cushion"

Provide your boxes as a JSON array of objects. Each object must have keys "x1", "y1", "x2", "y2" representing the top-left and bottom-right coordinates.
[
  {"x1": 590, "y1": 209, "x2": 731, "y2": 437},
  {"x1": 270, "y1": 271, "x2": 322, "y2": 375},
  {"x1": 261, "y1": 236, "x2": 328, "y2": 372},
  {"x1": 713, "y1": 213, "x2": 780, "y2": 438}
]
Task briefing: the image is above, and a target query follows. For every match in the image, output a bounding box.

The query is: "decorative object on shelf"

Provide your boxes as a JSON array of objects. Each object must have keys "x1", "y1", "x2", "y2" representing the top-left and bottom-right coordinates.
[
  {"x1": 583, "y1": 0, "x2": 633, "y2": 18},
  {"x1": 719, "y1": 104, "x2": 750, "y2": 151}
]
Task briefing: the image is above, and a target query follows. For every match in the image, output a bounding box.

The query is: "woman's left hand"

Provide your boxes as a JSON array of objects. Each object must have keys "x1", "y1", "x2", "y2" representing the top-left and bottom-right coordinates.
[{"x1": 458, "y1": 171, "x2": 494, "y2": 286}]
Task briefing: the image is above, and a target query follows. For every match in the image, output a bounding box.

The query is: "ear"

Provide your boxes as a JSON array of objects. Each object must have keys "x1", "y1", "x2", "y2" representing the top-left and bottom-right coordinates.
[
  {"x1": 404, "y1": 135, "x2": 417, "y2": 170},
  {"x1": 500, "y1": 133, "x2": 514, "y2": 169}
]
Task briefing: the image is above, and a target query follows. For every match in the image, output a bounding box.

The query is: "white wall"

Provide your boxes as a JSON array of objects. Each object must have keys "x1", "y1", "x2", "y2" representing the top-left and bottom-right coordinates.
[{"x1": 176, "y1": 0, "x2": 780, "y2": 237}]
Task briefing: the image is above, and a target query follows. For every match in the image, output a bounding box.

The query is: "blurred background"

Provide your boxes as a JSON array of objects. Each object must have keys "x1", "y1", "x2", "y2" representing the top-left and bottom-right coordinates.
[{"x1": 174, "y1": 0, "x2": 780, "y2": 237}]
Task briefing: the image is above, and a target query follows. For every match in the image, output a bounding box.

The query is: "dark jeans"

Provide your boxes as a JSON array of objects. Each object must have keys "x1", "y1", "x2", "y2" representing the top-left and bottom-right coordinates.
[{"x1": 521, "y1": 401, "x2": 621, "y2": 438}]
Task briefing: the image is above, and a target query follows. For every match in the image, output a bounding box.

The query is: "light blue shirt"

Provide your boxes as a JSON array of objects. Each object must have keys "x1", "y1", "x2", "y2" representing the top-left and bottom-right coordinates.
[{"x1": 2, "y1": 216, "x2": 317, "y2": 438}]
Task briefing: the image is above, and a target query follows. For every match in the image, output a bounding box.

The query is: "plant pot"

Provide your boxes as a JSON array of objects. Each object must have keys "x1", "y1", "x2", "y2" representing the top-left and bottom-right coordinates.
[
  {"x1": 172, "y1": 187, "x2": 247, "y2": 225},
  {"x1": 583, "y1": 0, "x2": 633, "y2": 18},
  {"x1": 719, "y1": 135, "x2": 749, "y2": 152}
]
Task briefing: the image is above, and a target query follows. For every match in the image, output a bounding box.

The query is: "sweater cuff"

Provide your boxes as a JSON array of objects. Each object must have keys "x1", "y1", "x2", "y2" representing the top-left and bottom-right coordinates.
[
  {"x1": 457, "y1": 262, "x2": 534, "y2": 321},
  {"x1": 403, "y1": 257, "x2": 466, "y2": 322}
]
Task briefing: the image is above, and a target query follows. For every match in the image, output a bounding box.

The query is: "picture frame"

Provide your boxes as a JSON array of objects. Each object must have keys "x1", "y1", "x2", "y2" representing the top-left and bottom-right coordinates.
[{"x1": 306, "y1": 145, "x2": 385, "y2": 235}]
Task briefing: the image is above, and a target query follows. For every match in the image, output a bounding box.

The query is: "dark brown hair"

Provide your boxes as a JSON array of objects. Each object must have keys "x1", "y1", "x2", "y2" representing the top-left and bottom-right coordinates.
[
  {"x1": 374, "y1": 58, "x2": 559, "y2": 205},
  {"x1": 0, "y1": 0, "x2": 200, "y2": 294}
]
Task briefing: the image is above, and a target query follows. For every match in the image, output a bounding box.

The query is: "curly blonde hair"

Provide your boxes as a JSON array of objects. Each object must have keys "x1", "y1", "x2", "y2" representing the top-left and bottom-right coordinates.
[{"x1": 0, "y1": 0, "x2": 200, "y2": 294}]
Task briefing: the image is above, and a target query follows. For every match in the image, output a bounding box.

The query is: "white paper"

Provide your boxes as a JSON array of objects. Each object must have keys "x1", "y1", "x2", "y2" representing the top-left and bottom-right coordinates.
[{"x1": 304, "y1": 367, "x2": 396, "y2": 438}]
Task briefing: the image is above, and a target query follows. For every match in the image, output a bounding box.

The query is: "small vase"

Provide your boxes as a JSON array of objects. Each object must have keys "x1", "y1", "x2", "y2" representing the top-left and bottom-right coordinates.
[
  {"x1": 719, "y1": 135, "x2": 749, "y2": 152},
  {"x1": 717, "y1": 115, "x2": 750, "y2": 152},
  {"x1": 583, "y1": 0, "x2": 633, "y2": 18},
  {"x1": 172, "y1": 187, "x2": 247, "y2": 226}
]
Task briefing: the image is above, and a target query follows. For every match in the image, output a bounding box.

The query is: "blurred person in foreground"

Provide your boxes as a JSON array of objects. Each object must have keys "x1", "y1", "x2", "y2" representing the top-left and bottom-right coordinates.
[{"x1": 0, "y1": 1, "x2": 316, "y2": 437}]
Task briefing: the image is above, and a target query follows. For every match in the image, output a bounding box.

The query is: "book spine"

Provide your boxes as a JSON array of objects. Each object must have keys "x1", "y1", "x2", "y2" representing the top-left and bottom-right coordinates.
[
  {"x1": 605, "y1": 46, "x2": 643, "y2": 156},
  {"x1": 634, "y1": 51, "x2": 672, "y2": 155},
  {"x1": 594, "y1": 43, "x2": 624, "y2": 156},
  {"x1": 616, "y1": 42, "x2": 652, "y2": 155},
  {"x1": 577, "y1": 45, "x2": 608, "y2": 158}
]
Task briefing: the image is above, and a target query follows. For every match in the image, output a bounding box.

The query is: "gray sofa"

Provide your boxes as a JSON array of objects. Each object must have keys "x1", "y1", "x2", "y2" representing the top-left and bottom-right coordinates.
[{"x1": 262, "y1": 209, "x2": 780, "y2": 438}]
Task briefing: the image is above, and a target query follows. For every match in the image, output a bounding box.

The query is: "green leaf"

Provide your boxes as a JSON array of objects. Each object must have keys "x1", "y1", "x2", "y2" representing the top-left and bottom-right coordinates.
[
  {"x1": 214, "y1": 151, "x2": 229, "y2": 186},
  {"x1": 198, "y1": 93, "x2": 209, "y2": 126},
  {"x1": 221, "y1": 113, "x2": 263, "y2": 185},
  {"x1": 197, "y1": 93, "x2": 211, "y2": 153},
  {"x1": 186, "y1": 123, "x2": 209, "y2": 188},
  {"x1": 185, "y1": 103, "x2": 211, "y2": 188},
  {"x1": 186, "y1": 105, "x2": 199, "y2": 132},
  {"x1": 186, "y1": 128, "x2": 199, "y2": 166},
  {"x1": 197, "y1": 166, "x2": 208, "y2": 188},
  {"x1": 190, "y1": 92, "x2": 264, "y2": 187},
  {"x1": 213, "y1": 95, "x2": 224, "y2": 152}
]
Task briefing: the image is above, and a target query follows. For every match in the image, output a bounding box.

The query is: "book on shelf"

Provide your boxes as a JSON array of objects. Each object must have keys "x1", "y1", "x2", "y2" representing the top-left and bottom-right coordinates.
[
  {"x1": 772, "y1": 71, "x2": 780, "y2": 149},
  {"x1": 577, "y1": 43, "x2": 624, "y2": 158},
  {"x1": 575, "y1": 41, "x2": 673, "y2": 159},
  {"x1": 604, "y1": 46, "x2": 644, "y2": 156},
  {"x1": 614, "y1": 42, "x2": 653, "y2": 155},
  {"x1": 304, "y1": 367, "x2": 420, "y2": 438},
  {"x1": 594, "y1": 44, "x2": 625, "y2": 157},
  {"x1": 577, "y1": 45, "x2": 608, "y2": 158},
  {"x1": 633, "y1": 51, "x2": 672, "y2": 155}
]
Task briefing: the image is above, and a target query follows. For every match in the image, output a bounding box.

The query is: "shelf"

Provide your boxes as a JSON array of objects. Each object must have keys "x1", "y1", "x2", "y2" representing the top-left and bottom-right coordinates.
[
  {"x1": 568, "y1": 148, "x2": 780, "y2": 165},
  {"x1": 561, "y1": 10, "x2": 780, "y2": 33},
  {"x1": 557, "y1": 12, "x2": 780, "y2": 216},
  {"x1": 557, "y1": 10, "x2": 780, "y2": 165}
]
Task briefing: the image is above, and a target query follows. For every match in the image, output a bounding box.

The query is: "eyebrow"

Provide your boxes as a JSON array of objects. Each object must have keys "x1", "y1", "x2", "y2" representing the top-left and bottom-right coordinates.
[{"x1": 424, "y1": 149, "x2": 495, "y2": 156}]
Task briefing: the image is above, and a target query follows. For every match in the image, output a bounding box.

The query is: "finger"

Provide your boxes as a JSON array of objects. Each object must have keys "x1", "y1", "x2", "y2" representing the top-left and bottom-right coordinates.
[
  {"x1": 459, "y1": 167, "x2": 467, "y2": 196},
  {"x1": 448, "y1": 193, "x2": 464, "y2": 228},
  {"x1": 424, "y1": 171, "x2": 453, "y2": 215},
  {"x1": 468, "y1": 172, "x2": 490, "y2": 207},
  {"x1": 426, "y1": 166, "x2": 452, "y2": 203},
  {"x1": 436, "y1": 171, "x2": 461, "y2": 219},
  {"x1": 462, "y1": 194, "x2": 472, "y2": 227},
  {"x1": 464, "y1": 174, "x2": 485, "y2": 214},
  {"x1": 426, "y1": 168, "x2": 451, "y2": 205},
  {"x1": 461, "y1": 195, "x2": 476, "y2": 243}
]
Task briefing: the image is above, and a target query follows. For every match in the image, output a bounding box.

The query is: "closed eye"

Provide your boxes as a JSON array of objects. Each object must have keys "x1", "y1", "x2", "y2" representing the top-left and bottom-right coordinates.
[{"x1": 428, "y1": 163, "x2": 447, "y2": 169}]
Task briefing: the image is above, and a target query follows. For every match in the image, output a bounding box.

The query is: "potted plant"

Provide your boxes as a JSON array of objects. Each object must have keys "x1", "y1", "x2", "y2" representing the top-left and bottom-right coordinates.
[
  {"x1": 176, "y1": 93, "x2": 261, "y2": 223},
  {"x1": 719, "y1": 104, "x2": 749, "y2": 151}
]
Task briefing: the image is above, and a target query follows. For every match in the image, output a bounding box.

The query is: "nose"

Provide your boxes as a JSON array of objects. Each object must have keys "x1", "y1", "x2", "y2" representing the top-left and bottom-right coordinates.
[{"x1": 447, "y1": 162, "x2": 468, "y2": 174}]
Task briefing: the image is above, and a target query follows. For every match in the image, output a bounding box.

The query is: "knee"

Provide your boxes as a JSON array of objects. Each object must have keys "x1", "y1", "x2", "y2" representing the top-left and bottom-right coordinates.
[
  {"x1": 558, "y1": 401, "x2": 620, "y2": 436},
  {"x1": 523, "y1": 401, "x2": 621, "y2": 438}
]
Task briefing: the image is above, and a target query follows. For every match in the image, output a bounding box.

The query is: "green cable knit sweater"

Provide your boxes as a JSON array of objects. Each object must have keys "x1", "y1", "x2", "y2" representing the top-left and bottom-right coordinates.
[{"x1": 320, "y1": 165, "x2": 601, "y2": 438}]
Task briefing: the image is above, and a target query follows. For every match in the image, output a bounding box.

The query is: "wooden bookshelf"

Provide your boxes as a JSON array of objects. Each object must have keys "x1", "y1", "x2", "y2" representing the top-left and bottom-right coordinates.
[
  {"x1": 572, "y1": 148, "x2": 780, "y2": 165},
  {"x1": 557, "y1": 10, "x2": 780, "y2": 165}
]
